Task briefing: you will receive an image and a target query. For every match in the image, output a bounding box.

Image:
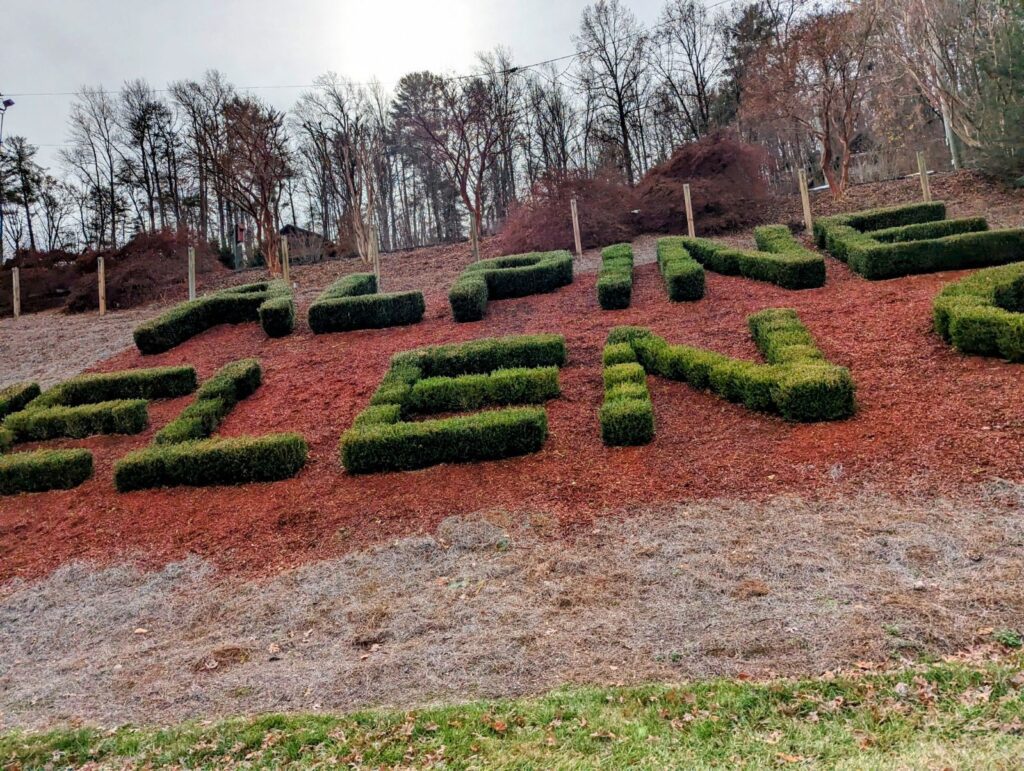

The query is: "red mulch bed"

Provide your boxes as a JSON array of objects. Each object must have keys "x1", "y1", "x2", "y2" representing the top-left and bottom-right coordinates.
[{"x1": 3, "y1": 256, "x2": 1024, "y2": 582}]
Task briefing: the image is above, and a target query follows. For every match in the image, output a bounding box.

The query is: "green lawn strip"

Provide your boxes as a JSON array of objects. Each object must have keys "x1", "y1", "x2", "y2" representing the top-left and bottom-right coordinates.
[{"x1": 3, "y1": 658, "x2": 1022, "y2": 768}]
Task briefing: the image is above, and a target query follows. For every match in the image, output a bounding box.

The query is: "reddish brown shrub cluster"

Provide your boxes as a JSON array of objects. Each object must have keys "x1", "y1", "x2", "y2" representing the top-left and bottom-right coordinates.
[
  {"x1": 497, "y1": 168, "x2": 639, "y2": 254},
  {"x1": 636, "y1": 133, "x2": 771, "y2": 234},
  {"x1": 498, "y1": 134, "x2": 773, "y2": 253},
  {"x1": 0, "y1": 230, "x2": 226, "y2": 316}
]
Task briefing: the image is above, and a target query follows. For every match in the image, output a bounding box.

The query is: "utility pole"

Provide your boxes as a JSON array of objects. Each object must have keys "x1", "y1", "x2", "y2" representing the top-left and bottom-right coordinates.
[{"x1": 0, "y1": 94, "x2": 15, "y2": 265}]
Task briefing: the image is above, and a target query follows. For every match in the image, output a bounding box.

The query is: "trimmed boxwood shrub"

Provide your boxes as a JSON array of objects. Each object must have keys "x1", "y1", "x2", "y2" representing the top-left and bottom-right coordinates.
[
  {"x1": 27, "y1": 366, "x2": 197, "y2": 409},
  {"x1": 814, "y1": 202, "x2": 1024, "y2": 280},
  {"x1": 933, "y1": 261, "x2": 1024, "y2": 361},
  {"x1": 4, "y1": 399, "x2": 149, "y2": 442},
  {"x1": 155, "y1": 359, "x2": 261, "y2": 444},
  {"x1": 406, "y1": 367, "x2": 560, "y2": 414},
  {"x1": 656, "y1": 238, "x2": 705, "y2": 301},
  {"x1": 868, "y1": 217, "x2": 988, "y2": 243},
  {"x1": 597, "y1": 243, "x2": 634, "y2": 310},
  {"x1": 395, "y1": 334, "x2": 567, "y2": 380},
  {"x1": 342, "y1": 334, "x2": 566, "y2": 472},
  {"x1": 340, "y1": 408, "x2": 548, "y2": 473},
  {"x1": 0, "y1": 427, "x2": 15, "y2": 453},
  {"x1": 606, "y1": 309, "x2": 855, "y2": 424},
  {"x1": 115, "y1": 357, "x2": 307, "y2": 489},
  {"x1": 677, "y1": 226, "x2": 825, "y2": 290},
  {"x1": 449, "y1": 251, "x2": 574, "y2": 322},
  {"x1": 2, "y1": 365, "x2": 198, "y2": 443},
  {"x1": 599, "y1": 342, "x2": 654, "y2": 446},
  {"x1": 0, "y1": 449, "x2": 94, "y2": 495},
  {"x1": 259, "y1": 295, "x2": 296, "y2": 338},
  {"x1": 0, "y1": 382, "x2": 41, "y2": 419},
  {"x1": 308, "y1": 273, "x2": 426, "y2": 333},
  {"x1": 114, "y1": 434, "x2": 308, "y2": 491},
  {"x1": 133, "y1": 281, "x2": 295, "y2": 354}
]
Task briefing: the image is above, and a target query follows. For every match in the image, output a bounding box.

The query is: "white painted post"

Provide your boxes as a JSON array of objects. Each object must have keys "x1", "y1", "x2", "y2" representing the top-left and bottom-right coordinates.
[
  {"x1": 917, "y1": 151, "x2": 932, "y2": 202},
  {"x1": 798, "y1": 169, "x2": 814, "y2": 234},
  {"x1": 11, "y1": 267, "x2": 20, "y2": 319},
  {"x1": 281, "y1": 237, "x2": 290, "y2": 285},
  {"x1": 570, "y1": 197, "x2": 583, "y2": 257},
  {"x1": 187, "y1": 246, "x2": 196, "y2": 300},
  {"x1": 683, "y1": 183, "x2": 696, "y2": 238},
  {"x1": 97, "y1": 256, "x2": 107, "y2": 316}
]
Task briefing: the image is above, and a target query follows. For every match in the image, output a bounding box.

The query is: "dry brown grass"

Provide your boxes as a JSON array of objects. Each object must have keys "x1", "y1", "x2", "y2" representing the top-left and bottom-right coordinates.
[{"x1": 2, "y1": 483, "x2": 1023, "y2": 731}]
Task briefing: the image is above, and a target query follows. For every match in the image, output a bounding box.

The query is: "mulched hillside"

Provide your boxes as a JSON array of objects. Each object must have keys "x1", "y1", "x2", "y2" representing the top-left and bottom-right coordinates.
[{"x1": 3, "y1": 247, "x2": 1024, "y2": 582}]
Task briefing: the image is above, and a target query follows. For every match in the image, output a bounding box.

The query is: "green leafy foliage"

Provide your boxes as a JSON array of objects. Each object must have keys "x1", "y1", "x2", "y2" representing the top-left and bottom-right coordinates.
[
  {"x1": 0, "y1": 449, "x2": 94, "y2": 495},
  {"x1": 133, "y1": 281, "x2": 295, "y2": 354},
  {"x1": 0, "y1": 365, "x2": 199, "y2": 495},
  {"x1": 676, "y1": 226, "x2": 826, "y2": 290},
  {"x1": 868, "y1": 217, "x2": 989, "y2": 243},
  {"x1": 3, "y1": 400, "x2": 149, "y2": 442},
  {"x1": 449, "y1": 252, "x2": 574, "y2": 322},
  {"x1": 597, "y1": 243, "x2": 634, "y2": 310},
  {"x1": 0, "y1": 382, "x2": 41, "y2": 420},
  {"x1": 2, "y1": 366, "x2": 198, "y2": 444},
  {"x1": 155, "y1": 359, "x2": 262, "y2": 444},
  {"x1": 3, "y1": 657, "x2": 1024, "y2": 768},
  {"x1": 26, "y1": 366, "x2": 197, "y2": 409},
  {"x1": 342, "y1": 334, "x2": 566, "y2": 472},
  {"x1": 340, "y1": 408, "x2": 549, "y2": 474},
  {"x1": 656, "y1": 238, "x2": 705, "y2": 301},
  {"x1": 599, "y1": 344, "x2": 654, "y2": 446},
  {"x1": 815, "y1": 202, "x2": 1024, "y2": 280},
  {"x1": 934, "y1": 261, "x2": 1024, "y2": 361},
  {"x1": 406, "y1": 367, "x2": 560, "y2": 414},
  {"x1": 308, "y1": 273, "x2": 426, "y2": 333},
  {"x1": 604, "y1": 310, "x2": 855, "y2": 428},
  {"x1": 114, "y1": 434, "x2": 308, "y2": 492}
]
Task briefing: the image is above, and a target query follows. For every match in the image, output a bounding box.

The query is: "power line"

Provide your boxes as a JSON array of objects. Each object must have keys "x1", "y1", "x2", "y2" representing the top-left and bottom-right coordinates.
[{"x1": 7, "y1": 0, "x2": 736, "y2": 99}]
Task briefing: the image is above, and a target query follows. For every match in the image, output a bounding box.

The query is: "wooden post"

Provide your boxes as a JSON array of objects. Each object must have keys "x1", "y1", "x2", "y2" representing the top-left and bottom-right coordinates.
[
  {"x1": 917, "y1": 151, "x2": 932, "y2": 202},
  {"x1": 798, "y1": 169, "x2": 814, "y2": 234},
  {"x1": 97, "y1": 256, "x2": 107, "y2": 316},
  {"x1": 281, "y1": 237, "x2": 290, "y2": 284},
  {"x1": 683, "y1": 183, "x2": 696, "y2": 238},
  {"x1": 570, "y1": 197, "x2": 583, "y2": 257},
  {"x1": 11, "y1": 267, "x2": 20, "y2": 319},
  {"x1": 187, "y1": 246, "x2": 196, "y2": 301},
  {"x1": 370, "y1": 228, "x2": 381, "y2": 289}
]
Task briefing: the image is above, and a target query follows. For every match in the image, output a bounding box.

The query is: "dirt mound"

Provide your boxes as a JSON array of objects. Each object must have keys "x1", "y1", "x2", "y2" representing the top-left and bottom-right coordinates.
[
  {"x1": 498, "y1": 136, "x2": 772, "y2": 254},
  {"x1": 66, "y1": 231, "x2": 224, "y2": 313},
  {"x1": 635, "y1": 133, "x2": 771, "y2": 234},
  {"x1": 0, "y1": 231, "x2": 226, "y2": 316},
  {"x1": 497, "y1": 168, "x2": 639, "y2": 254}
]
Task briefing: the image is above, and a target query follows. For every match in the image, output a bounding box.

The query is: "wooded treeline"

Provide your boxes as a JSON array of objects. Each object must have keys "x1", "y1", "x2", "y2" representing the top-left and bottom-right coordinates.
[{"x1": 1, "y1": 0, "x2": 1021, "y2": 269}]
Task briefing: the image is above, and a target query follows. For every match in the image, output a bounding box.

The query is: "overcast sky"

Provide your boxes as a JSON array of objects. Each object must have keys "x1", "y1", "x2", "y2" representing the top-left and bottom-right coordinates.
[{"x1": 3, "y1": 0, "x2": 668, "y2": 169}]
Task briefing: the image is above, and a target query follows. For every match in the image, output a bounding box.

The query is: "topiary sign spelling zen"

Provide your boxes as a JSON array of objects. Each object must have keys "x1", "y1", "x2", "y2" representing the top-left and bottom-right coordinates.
[{"x1": 340, "y1": 334, "x2": 567, "y2": 473}]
